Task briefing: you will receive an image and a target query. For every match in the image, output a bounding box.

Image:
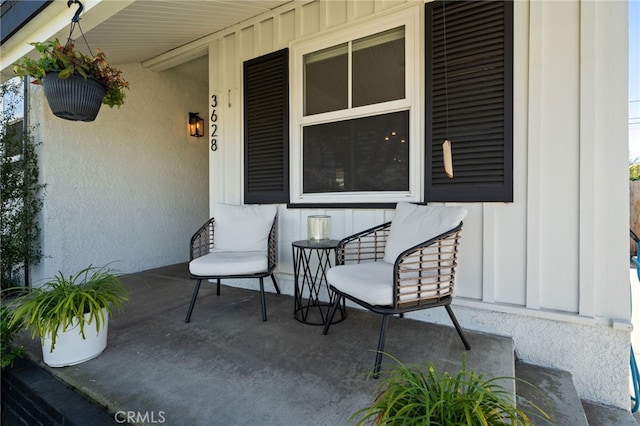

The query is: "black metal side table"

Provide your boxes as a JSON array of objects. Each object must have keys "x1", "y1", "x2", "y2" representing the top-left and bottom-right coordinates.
[{"x1": 292, "y1": 239, "x2": 346, "y2": 325}]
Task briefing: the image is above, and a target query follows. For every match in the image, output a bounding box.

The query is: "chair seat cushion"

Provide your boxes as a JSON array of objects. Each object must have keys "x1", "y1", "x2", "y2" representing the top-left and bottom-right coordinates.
[
  {"x1": 327, "y1": 262, "x2": 394, "y2": 306},
  {"x1": 189, "y1": 250, "x2": 268, "y2": 277},
  {"x1": 327, "y1": 261, "x2": 445, "y2": 307}
]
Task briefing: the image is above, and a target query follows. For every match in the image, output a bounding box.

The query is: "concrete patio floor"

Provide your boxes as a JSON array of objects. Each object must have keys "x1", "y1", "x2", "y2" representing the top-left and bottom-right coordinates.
[{"x1": 14, "y1": 262, "x2": 514, "y2": 425}]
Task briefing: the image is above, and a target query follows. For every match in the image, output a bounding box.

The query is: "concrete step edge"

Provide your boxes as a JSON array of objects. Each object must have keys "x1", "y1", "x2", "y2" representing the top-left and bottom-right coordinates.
[
  {"x1": 582, "y1": 400, "x2": 638, "y2": 426},
  {"x1": 516, "y1": 360, "x2": 639, "y2": 425}
]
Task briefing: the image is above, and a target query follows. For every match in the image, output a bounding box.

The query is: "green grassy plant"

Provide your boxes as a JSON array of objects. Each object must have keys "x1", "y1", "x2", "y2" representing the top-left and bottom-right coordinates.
[
  {"x1": 1, "y1": 303, "x2": 25, "y2": 369},
  {"x1": 350, "y1": 354, "x2": 553, "y2": 425},
  {"x1": 6, "y1": 265, "x2": 128, "y2": 352}
]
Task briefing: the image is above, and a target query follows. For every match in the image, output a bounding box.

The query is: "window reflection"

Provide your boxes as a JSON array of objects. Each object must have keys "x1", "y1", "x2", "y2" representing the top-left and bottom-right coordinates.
[
  {"x1": 303, "y1": 110, "x2": 409, "y2": 193},
  {"x1": 304, "y1": 44, "x2": 348, "y2": 115},
  {"x1": 353, "y1": 27, "x2": 405, "y2": 107}
]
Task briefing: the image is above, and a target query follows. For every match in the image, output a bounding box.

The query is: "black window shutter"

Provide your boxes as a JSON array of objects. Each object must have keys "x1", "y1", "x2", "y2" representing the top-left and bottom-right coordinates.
[
  {"x1": 425, "y1": 0, "x2": 513, "y2": 202},
  {"x1": 243, "y1": 48, "x2": 289, "y2": 204}
]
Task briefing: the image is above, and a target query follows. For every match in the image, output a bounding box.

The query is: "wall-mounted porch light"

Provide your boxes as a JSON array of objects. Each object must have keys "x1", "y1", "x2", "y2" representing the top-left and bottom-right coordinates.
[{"x1": 189, "y1": 112, "x2": 204, "y2": 137}]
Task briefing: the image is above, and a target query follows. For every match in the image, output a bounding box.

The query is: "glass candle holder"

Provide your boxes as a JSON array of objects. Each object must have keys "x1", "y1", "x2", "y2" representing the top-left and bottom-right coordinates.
[{"x1": 307, "y1": 215, "x2": 331, "y2": 241}]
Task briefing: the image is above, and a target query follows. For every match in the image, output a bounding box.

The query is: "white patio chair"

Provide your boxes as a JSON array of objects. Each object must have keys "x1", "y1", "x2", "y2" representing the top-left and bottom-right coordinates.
[
  {"x1": 185, "y1": 203, "x2": 279, "y2": 322},
  {"x1": 323, "y1": 202, "x2": 470, "y2": 376}
]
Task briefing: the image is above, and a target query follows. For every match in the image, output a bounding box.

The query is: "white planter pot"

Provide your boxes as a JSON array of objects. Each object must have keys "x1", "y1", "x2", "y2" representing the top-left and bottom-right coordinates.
[{"x1": 41, "y1": 309, "x2": 109, "y2": 367}]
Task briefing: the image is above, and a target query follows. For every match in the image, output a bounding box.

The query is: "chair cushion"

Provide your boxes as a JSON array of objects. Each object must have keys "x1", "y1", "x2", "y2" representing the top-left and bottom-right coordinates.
[
  {"x1": 327, "y1": 262, "x2": 444, "y2": 307},
  {"x1": 327, "y1": 262, "x2": 394, "y2": 306},
  {"x1": 189, "y1": 250, "x2": 268, "y2": 276},
  {"x1": 213, "y1": 203, "x2": 277, "y2": 252},
  {"x1": 383, "y1": 202, "x2": 467, "y2": 264}
]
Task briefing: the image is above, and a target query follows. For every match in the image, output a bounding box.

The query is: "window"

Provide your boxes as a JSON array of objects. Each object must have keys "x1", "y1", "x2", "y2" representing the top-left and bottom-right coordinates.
[
  {"x1": 291, "y1": 7, "x2": 421, "y2": 204},
  {"x1": 244, "y1": 2, "x2": 513, "y2": 206},
  {"x1": 303, "y1": 27, "x2": 406, "y2": 116}
]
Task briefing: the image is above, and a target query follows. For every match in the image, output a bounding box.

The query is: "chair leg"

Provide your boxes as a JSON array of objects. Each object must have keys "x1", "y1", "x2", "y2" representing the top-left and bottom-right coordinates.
[
  {"x1": 216, "y1": 278, "x2": 221, "y2": 296},
  {"x1": 259, "y1": 277, "x2": 267, "y2": 321},
  {"x1": 373, "y1": 314, "x2": 390, "y2": 378},
  {"x1": 185, "y1": 279, "x2": 202, "y2": 323},
  {"x1": 322, "y1": 295, "x2": 341, "y2": 335},
  {"x1": 445, "y1": 305, "x2": 471, "y2": 350},
  {"x1": 270, "y1": 274, "x2": 281, "y2": 295}
]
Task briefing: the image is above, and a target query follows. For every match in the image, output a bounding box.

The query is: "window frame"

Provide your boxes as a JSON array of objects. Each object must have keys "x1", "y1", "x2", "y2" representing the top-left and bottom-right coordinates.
[{"x1": 290, "y1": 5, "x2": 423, "y2": 205}]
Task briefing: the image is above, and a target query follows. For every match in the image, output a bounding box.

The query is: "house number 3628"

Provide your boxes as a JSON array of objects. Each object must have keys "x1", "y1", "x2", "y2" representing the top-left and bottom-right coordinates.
[{"x1": 210, "y1": 94, "x2": 218, "y2": 151}]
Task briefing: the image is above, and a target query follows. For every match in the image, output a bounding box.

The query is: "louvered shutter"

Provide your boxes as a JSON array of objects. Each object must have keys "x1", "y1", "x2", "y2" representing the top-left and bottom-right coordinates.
[
  {"x1": 425, "y1": 0, "x2": 513, "y2": 202},
  {"x1": 243, "y1": 48, "x2": 289, "y2": 204}
]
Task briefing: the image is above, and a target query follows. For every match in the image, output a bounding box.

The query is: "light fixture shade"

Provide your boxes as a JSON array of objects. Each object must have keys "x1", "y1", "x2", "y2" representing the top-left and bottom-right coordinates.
[{"x1": 189, "y1": 112, "x2": 204, "y2": 137}]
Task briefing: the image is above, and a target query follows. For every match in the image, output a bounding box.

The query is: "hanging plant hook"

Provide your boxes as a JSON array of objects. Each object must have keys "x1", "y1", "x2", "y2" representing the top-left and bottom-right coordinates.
[
  {"x1": 64, "y1": 0, "x2": 92, "y2": 53},
  {"x1": 67, "y1": 0, "x2": 84, "y2": 23}
]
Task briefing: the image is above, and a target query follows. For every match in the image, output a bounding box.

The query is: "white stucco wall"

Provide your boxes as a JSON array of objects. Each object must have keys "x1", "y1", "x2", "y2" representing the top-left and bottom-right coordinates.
[
  {"x1": 30, "y1": 56, "x2": 209, "y2": 281},
  {"x1": 196, "y1": 0, "x2": 630, "y2": 408}
]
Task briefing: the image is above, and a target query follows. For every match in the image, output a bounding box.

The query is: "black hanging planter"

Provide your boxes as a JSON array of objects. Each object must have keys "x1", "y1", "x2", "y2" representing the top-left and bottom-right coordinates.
[
  {"x1": 42, "y1": 71, "x2": 106, "y2": 122},
  {"x1": 13, "y1": 1, "x2": 128, "y2": 121}
]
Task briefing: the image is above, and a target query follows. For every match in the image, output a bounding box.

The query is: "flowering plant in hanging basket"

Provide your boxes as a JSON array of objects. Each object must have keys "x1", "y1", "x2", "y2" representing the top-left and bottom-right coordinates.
[{"x1": 13, "y1": 39, "x2": 129, "y2": 121}]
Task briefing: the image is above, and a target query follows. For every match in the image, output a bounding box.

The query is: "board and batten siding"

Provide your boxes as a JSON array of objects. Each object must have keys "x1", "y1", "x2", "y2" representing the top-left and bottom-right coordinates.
[{"x1": 198, "y1": 0, "x2": 629, "y2": 408}]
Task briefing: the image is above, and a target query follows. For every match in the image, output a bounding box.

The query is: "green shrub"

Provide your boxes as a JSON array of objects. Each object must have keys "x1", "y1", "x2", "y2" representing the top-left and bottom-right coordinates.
[
  {"x1": 1, "y1": 79, "x2": 45, "y2": 289},
  {"x1": 350, "y1": 354, "x2": 553, "y2": 425},
  {"x1": 631, "y1": 163, "x2": 640, "y2": 181},
  {"x1": 1, "y1": 303, "x2": 25, "y2": 369}
]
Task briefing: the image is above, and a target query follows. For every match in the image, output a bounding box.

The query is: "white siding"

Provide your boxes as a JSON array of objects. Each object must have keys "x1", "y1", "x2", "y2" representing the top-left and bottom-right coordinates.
[{"x1": 202, "y1": 0, "x2": 630, "y2": 407}]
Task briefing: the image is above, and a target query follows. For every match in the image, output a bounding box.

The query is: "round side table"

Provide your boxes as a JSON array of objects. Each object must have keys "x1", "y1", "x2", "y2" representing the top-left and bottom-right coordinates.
[{"x1": 292, "y1": 239, "x2": 346, "y2": 325}]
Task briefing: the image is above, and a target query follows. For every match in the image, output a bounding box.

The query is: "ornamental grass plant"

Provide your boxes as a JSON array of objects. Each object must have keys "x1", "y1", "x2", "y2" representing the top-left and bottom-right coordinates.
[
  {"x1": 1, "y1": 303, "x2": 25, "y2": 369},
  {"x1": 5, "y1": 265, "x2": 128, "y2": 352},
  {"x1": 350, "y1": 354, "x2": 553, "y2": 426}
]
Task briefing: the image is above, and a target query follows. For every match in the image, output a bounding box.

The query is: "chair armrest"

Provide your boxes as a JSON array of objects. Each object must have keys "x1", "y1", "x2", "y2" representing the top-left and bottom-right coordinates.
[
  {"x1": 267, "y1": 216, "x2": 277, "y2": 273},
  {"x1": 393, "y1": 222, "x2": 463, "y2": 309},
  {"x1": 190, "y1": 218, "x2": 215, "y2": 260},
  {"x1": 336, "y1": 222, "x2": 391, "y2": 265}
]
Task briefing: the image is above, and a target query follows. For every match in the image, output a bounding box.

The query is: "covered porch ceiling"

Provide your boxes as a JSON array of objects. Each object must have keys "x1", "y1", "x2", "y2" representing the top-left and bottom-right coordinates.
[{"x1": 0, "y1": 0, "x2": 293, "y2": 79}]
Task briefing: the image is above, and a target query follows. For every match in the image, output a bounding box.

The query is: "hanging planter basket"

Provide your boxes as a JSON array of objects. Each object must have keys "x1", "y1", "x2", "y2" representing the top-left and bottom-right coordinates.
[
  {"x1": 12, "y1": 1, "x2": 128, "y2": 121},
  {"x1": 42, "y1": 71, "x2": 106, "y2": 122}
]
